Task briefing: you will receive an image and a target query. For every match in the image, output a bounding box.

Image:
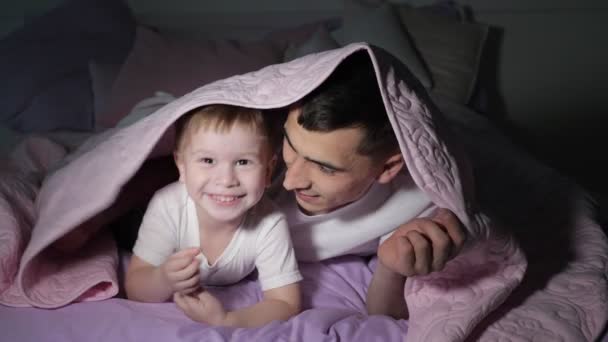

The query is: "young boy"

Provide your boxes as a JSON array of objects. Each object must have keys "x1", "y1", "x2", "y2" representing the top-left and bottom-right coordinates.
[{"x1": 125, "y1": 105, "x2": 302, "y2": 328}]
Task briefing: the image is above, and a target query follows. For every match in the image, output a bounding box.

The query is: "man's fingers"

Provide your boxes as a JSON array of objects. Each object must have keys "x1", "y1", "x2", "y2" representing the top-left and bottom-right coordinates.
[
  {"x1": 406, "y1": 230, "x2": 431, "y2": 275},
  {"x1": 432, "y1": 208, "x2": 466, "y2": 257},
  {"x1": 419, "y1": 222, "x2": 451, "y2": 271},
  {"x1": 394, "y1": 235, "x2": 415, "y2": 276}
]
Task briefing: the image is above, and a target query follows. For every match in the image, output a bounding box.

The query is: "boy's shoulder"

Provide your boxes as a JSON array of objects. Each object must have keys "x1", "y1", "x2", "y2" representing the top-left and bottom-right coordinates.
[
  {"x1": 246, "y1": 195, "x2": 286, "y2": 231},
  {"x1": 155, "y1": 181, "x2": 185, "y2": 194},
  {"x1": 149, "y1": 181, "x2": 188, "y2": 207}
]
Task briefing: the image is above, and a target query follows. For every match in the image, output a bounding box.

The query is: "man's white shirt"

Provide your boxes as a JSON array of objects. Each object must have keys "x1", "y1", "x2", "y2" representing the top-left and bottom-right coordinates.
[{"x1": 270, "y1": 172, "x2": 434, "y2": 261}]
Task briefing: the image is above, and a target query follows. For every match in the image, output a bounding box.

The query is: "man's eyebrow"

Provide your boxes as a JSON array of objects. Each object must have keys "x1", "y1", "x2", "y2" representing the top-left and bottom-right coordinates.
[
  {"x1": 283, "y1": 126, "x2": 298, "y2": 154},
  {"x1": 283, "y1": 126, "x2": 347, "y2": 172}
]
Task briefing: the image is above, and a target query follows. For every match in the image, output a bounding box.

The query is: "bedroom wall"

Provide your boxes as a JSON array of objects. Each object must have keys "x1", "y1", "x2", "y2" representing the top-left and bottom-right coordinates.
[
  {"x1": 452, "y1": 0, "x2": 608, "y2": 200},
  {"x1": 2, "y1": 0, "x2": 607, "y2": 197}
]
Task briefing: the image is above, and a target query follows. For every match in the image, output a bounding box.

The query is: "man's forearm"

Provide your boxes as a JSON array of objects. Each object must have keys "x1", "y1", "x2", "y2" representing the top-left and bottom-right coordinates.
[{"x1": 366, "y1": 262, "x2": 409, "y2": 319}]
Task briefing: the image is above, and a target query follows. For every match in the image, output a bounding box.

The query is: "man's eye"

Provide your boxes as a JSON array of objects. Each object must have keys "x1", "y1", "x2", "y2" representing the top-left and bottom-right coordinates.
[
  {"x1": 236, "y1": 159, "x2": 250, "y2": 166},
  {"x1": 318, "y1": 165, "x2": 336, "y2": 175}
]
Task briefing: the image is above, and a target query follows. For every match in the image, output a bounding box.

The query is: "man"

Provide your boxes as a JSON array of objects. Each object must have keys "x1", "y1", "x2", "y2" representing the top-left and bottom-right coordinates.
[{"x1": 272, "y1": 51, "x2": 465, "y2": 319}]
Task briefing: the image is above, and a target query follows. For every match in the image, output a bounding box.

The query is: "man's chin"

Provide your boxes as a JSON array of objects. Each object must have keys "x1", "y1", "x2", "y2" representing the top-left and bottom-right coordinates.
[
  {"x1": 296, "y1": 198, "x2": 342, "y2": 216},
  {"x1": 295, "y1": 198, "x2": 324, "y2": 216},
  {"x1": 295, "y1": 195, "x2": 355, "y2": 216}
]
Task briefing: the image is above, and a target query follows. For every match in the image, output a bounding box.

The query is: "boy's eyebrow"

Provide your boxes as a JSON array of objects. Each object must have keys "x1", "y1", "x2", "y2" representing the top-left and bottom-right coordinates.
[
  {"x1": 190, "y1": 148, "x2": 259, "y2": 156},
  {"x1": 282, "y1": 126, "x2": 346, "y2": 172}
]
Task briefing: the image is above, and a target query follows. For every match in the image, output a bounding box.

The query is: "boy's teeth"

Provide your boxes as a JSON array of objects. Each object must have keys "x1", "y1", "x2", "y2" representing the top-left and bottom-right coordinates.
[{"x1": 211, "y1": 195, "x2": 238, "y2": 202}]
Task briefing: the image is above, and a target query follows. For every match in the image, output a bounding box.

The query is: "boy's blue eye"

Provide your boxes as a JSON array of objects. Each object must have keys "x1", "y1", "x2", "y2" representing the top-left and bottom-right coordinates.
[
  {"x1": 236, "y1": 159, "x2": 250, "y2": 166},
  {"x1": 200, "y1": 158, "x2": 214, "y2": 164}
]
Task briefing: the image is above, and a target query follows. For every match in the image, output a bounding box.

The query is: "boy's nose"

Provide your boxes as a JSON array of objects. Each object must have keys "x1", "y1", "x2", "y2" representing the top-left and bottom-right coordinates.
[{"x1": 215, "y1": 165, "x2": 239, "y2": 187}]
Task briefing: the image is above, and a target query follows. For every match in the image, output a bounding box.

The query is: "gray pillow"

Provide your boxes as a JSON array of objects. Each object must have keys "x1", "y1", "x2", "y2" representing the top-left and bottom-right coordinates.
[
  {"x1": 0, "y1": 0, "x2": 135, "y2": 133},
  {"x1": 396, "y1": 5, "x2": 489, "y2": 104},
  {"x1": 331, "y1": 1, "x2": 432, "y2": 88},
  {"x1": 284, "y1": 26, "x2": 340, "y2": 62}
]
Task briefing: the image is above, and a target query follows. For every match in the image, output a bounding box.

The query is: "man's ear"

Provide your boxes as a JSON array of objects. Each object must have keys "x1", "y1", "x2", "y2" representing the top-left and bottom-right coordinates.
[
  {"x1": 173, "y1": 151, "x2": 185, "y2": 182},
  {"x1": 265, "y1": 154, "x2": 278, "y2": 187},
  {"x1": 376, "y1": 152, "x2": 404, "y2": 184}
]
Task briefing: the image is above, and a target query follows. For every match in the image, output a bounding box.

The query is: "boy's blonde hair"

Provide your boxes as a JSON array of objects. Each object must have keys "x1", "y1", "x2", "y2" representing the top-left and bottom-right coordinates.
[{"x1": 174, "y1": 104, "x2": 277, "y2": 155}]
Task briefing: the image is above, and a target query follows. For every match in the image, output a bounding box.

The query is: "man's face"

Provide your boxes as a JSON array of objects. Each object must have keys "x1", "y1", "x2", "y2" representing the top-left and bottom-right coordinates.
[{"x1": 282, "y1": 106, "x2": 384, "y2": 215}]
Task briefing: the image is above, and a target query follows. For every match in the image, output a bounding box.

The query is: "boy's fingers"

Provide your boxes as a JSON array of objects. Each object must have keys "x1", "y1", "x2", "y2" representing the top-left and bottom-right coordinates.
[
  {"x1": 172, "y1": 259, "x2": 200, "y2": 280},
  {"x1": 176, "y1": 274, "x2": 201, "y2": 292},
  {"x1": 173, "y1": 293, "x2": 186, "y2": 309},
  {"x1": 179, "y1": 286, "x2": 199, "y2": 295},
  {"x1": 167, "y1": 253, "x2": 200, "y2": 272},
  {"x1": 166, "y1": 257, "x2": 193, "y2": 273},
  {"x1": 174, "y1": 248, "x2": 201, "y2": 258}
]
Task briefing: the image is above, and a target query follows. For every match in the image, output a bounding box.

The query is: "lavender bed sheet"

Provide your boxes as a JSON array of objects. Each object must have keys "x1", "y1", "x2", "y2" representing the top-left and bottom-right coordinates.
[{"x1": 1, "y1": 255, "x2": 407, "y2": 342}]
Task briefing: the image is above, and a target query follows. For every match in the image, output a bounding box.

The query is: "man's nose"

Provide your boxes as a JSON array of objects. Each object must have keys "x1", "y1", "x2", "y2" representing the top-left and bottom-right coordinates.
[{"x1": 283, "y1": 157, "x2": 310, "y2": 190}]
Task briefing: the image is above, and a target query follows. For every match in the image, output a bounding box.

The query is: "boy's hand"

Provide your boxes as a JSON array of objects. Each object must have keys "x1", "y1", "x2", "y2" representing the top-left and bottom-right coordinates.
[
  {"x1": 378, "y1": 208, "x2": 466, "y2": 277},
  {"x1": 174, "y1": 291, "x2": 228, "y2": 326},
  {"x1": 160, "y1": 247, "x2": 201, "y2": 294}
]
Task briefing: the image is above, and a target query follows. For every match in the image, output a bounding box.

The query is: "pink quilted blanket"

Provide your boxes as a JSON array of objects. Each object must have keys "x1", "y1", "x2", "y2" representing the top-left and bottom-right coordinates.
[{"x1": 1, "y1": 44, "x2": 606, "y2": 341}]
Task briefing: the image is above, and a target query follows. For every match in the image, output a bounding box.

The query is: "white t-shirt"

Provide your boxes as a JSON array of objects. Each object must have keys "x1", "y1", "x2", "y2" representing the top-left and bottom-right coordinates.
[
  {"x1": 132, "y1": 182, "x2": 302, "y2": 291},
  {"x1": 270, "y1": 172, "x2": 434, "y2": 262}
]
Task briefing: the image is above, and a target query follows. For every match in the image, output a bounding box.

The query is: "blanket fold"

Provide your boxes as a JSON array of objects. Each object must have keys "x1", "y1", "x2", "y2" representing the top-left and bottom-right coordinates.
[{"x1": 1, "y1": 43, "x2": 606, "y2": 341}]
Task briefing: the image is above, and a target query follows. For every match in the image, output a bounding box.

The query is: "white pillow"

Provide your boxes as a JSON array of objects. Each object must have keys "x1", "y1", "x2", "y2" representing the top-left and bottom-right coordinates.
[{"x1": 332, "y1": 0, "x2": 432, "y2": 88}]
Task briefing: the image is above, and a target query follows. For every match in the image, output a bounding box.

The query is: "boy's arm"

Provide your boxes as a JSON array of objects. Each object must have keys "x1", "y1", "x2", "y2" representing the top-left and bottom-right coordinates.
[
  {"x1": 126, "y1": 249, "x2": 200, "y2": 302},
  {"x1": 226, "y1": 282, "x2": 301, "y2": 327},
  {"x1": 175, "y1": 282, "x2": 301, "y2": 327},
  {"x1": 125, "y1": 255, "x2": 173, "y2": 302}
]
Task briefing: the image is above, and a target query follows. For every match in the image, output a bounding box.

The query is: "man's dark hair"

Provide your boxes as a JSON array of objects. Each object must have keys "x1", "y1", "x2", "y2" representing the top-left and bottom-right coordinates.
[{"x1": 297, "y1": 51, "x2": 399, "y2": 160}]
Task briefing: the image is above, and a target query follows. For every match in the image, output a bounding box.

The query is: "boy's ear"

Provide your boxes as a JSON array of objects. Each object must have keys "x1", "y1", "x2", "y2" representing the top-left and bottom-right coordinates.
[
  {"x1": 376, "y1": 152, "x2": 404, "y2": 184},
  {"x1": 173, "y1": 151, "x2": 185, "y2": 182},
  {"x1": 265, "y1": 155, "x2": 278, "y2": 187}
]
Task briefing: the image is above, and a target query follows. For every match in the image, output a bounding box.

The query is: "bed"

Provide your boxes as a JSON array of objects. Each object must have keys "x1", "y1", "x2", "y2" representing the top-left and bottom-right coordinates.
[{"x1": 1, "y1": 0, "x2": 607, "y2": 341}]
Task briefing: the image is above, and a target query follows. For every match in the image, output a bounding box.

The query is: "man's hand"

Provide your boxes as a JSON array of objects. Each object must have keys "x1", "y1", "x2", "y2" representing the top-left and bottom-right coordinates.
[
  {"x1": 378, "y1": 208, "x2": 466, "y2": 277},
  {"x1": 174, "y1": 290, "x2": 228, "y2": 326},
  {"x1": 160, "y1": 248, "x2": 202, "y2": 294}
]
